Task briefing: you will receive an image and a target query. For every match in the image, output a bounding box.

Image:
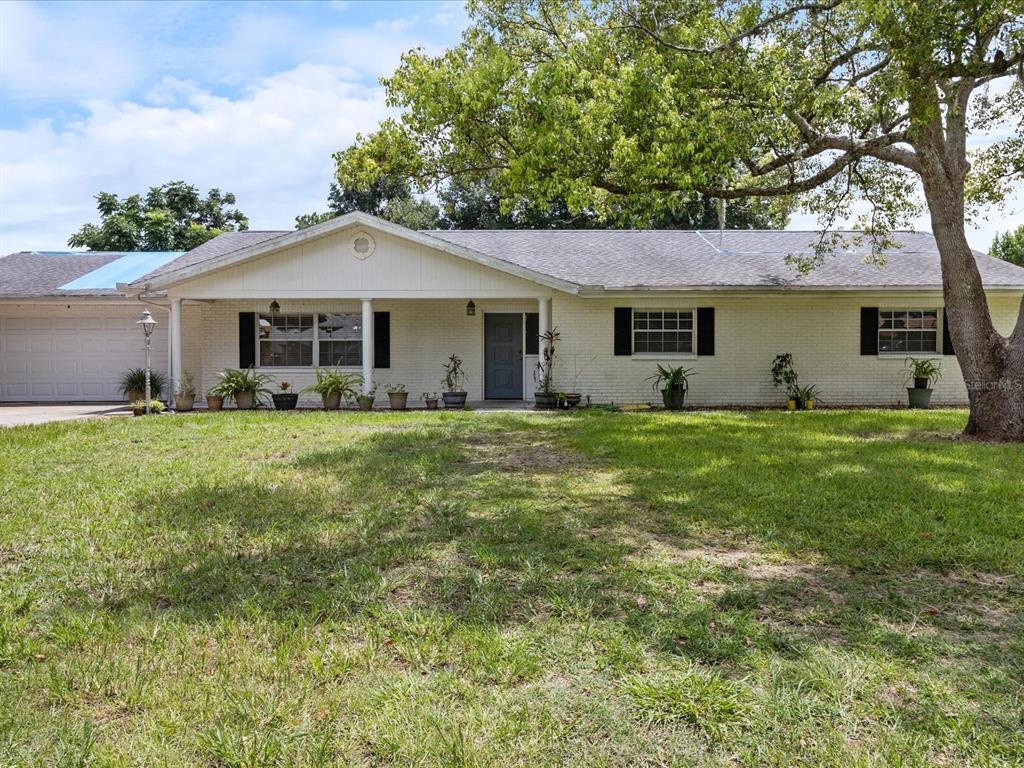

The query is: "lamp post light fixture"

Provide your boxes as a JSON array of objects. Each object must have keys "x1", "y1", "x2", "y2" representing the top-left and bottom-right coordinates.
[{"x1": 136, "y1": 309, "x2": 158, "y2": 415}]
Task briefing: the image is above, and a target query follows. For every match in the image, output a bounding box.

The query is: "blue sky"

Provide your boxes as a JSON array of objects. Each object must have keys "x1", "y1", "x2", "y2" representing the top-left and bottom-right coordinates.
[{"x1": 0, "y1": 0, "x2": 1020, "y2": 254}]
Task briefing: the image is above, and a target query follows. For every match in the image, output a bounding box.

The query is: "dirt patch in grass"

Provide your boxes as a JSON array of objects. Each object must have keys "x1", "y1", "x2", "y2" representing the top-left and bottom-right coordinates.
[{"x1": 460, "y1": 432, "x2": 596, "y2": 474}]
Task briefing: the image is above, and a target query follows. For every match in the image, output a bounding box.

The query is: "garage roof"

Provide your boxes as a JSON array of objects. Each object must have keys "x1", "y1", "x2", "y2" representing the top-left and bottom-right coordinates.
[{"x1": 0, "y1": 251, "x2": 183, "y2": 298}]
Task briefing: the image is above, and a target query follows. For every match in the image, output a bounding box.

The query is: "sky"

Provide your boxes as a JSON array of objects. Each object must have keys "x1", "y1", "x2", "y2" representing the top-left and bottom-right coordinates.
[{"x1": 0, "y1": 0, "x2": 1020, "y2": 255}]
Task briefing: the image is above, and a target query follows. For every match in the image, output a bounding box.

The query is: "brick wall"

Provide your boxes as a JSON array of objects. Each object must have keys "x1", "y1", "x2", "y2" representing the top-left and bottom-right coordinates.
[{"x1": 179, "y1": 292, "x2": 1023, "y2": 407}]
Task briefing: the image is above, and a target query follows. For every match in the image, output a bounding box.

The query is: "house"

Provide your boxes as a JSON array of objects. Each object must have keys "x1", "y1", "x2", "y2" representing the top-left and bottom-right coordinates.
[{"x1": 2, "y1": 211, "x2": 1023, "y2": 407}]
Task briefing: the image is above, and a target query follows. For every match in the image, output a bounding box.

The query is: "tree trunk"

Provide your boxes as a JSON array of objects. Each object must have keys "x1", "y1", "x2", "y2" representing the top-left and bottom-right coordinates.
[{"x1": 922, "y1": 180, "x2": 1024, "y2": 441}]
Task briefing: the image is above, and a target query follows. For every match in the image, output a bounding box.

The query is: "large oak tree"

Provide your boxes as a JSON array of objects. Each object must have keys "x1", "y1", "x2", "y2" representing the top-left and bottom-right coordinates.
[{"x1": 342, "y1": 0, "x2": 1024, "y2": 440}]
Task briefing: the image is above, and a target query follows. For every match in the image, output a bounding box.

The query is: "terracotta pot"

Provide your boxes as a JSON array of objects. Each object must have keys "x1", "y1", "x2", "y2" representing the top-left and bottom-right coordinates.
[
  {"x1": 322, "y1": 391, "x2": 342, "y2": 411},
  {"x1": 388, "y1": 392, "x2": 408, "y2": 410},
  {"x1": 425, "y1": 399, "x2": 439, "y2": 410},
  {"x1": 206, "y1": 395, "x2": 224, "y2": 411},
  {"x1": 132, "y1": 407, "x2": 145, "y2": 417},
  {"x1": 235, "y1": 391, "x2": 255, "y2": 410},
  {"x1": 176, "y1": 393, "x2": 195, "y2": 412}
]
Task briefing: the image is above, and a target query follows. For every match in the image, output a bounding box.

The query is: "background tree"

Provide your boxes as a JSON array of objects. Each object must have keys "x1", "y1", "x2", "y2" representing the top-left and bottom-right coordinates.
[
  {"x1": 69, "y1": 181, "x2": 248, "y2": 251},
  {"x1": 340, "y1": 0, "x2": 1024, "y2": 441},
  {"x1": 990, "y1": 225, "x2": 1024, "y2": 266},
  {"x1": 296, "y1": 174, "x2": 442, "y2": 230}
]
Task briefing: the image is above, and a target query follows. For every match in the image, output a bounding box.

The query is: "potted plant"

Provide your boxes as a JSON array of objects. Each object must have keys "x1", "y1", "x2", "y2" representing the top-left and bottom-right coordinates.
[
  {"x1": 206, "y1": 388, "x2": 224, "y2": 411},
  {"x1": 441, "y1": 354, "x2": 467, "y2": 408},
  {"x1": 771, "y1": 354, "x2": 800, "y2": 409},
  {"x1": 564, "y1": 353, "x2": 594, "y2": 408},
  {"x1": 533, "y1": 329, "x2": 560, "y2": 409},
  {"x1": 422, "y1": 391, "x2": 439, "y2": 410},
  {"x1": 175, "y1": 371, "x2": 196, "y2": 412},
  {"x1": 214, "y1": 367, "x2": 272, "y2": 409},
  {"x1": 303, "y1": 367, "x2": 362, "y2": 410},
  {"x1": 357, "y1": 384, "x2": 377, "y2": 411},
  {"x1": 385, "y1": 383, "x2": 408, "y2": 410},
  {"x1": 793, "y1": 384, "x2": 821, "y2": 411},
  {"x1": 905, "y1": 357, "x2": 941, "y2": 409},
  {"x1": 272, "y1": 380, "x2": 299, "y2": 411},
  {"x1": 131, "y1": 399, "x2": 165, "y2": 416},
  {"x1": 120, "y1": 367, "x2": 167, "y2": 403},
  {"x1": 648, "y1": 364, "x2": 697, "y2": 410}
]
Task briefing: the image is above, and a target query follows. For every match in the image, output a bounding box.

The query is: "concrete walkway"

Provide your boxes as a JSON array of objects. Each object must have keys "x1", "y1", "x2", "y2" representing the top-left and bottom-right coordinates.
[{"x1": 0, "y1": 403, "x2": 128, "y2": 427}]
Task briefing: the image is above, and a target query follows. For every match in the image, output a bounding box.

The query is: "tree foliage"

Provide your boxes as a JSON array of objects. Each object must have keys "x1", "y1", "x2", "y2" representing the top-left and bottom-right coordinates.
[
  {"x1": 990, "y1": 225, "x2": 1024, "y2": 265},
  {"x1": 68, "y1": 181, "x2": 248, "y2": 251},
  {"x1": 296, "y1": 175, "x2": 443, "y2": 230}
]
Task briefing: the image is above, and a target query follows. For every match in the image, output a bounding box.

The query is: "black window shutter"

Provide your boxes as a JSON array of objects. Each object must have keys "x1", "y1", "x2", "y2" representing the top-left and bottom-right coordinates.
[
  {"x1": 374, "y1": 311, "x2": 390, "y2": 368},
  {"x1": 942, "y1": 310, "x2": 956, "y2": 356},
  {"x1": 614, "y1": 307, "x2": 632, "y2": 356},
  {"x1": 239, "y1": 312, "x2": 256, "y2": 368},
  {"x1": 860, "y1": 307, "x2": 879, "y2": 355},
  {"x1": 696, "y1": 307, "x2": 715, "y2": 356},
  {"x1": 525, "y1": 313, "x2": 539, "y2": 355}
]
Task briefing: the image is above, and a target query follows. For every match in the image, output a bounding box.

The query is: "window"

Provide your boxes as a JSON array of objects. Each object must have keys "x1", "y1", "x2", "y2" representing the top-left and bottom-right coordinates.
[
  {"x1": 878, "y1": 309, "x2": 938, "y2": 354},
  {"x1": 318, "y1": 313, "x2": 362, "y2": 366},
  {"x1": 633, "y1": 310, "x2": 694, "y2": 354},
  {"x1": 259, "y1": 313, "x2": 314, "y2": 366}
]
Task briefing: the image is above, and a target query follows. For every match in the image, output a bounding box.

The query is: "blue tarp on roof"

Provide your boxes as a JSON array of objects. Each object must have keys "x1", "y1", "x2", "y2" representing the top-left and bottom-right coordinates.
[{"x1": 57, "y1": 251, "x2": 183, "y2": 290}]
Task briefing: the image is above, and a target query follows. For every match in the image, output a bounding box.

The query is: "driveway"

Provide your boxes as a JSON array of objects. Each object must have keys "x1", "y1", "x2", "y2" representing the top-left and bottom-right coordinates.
[{"x1": 0, "y1": 403, "x2": 128, "y2": 427}]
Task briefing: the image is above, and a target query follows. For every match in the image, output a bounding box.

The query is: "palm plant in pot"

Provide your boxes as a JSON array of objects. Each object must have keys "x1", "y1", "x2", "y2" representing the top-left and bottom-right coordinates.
[
  {"x1": 120, "y1": 367, "x2": 166, "y2": 403},
  {"x1": 304, "y1": 367, "x2": 362, "y2": 410},
  {"x1": 272, "y1": 380, "x2": 298, "y2": 411},
  {"x1": 215, "y1": 367, "x2": 273, "y2": 409},
  {"x1": 386, "y1": 383, "x2": 408, "y2": 410},
  {"x1": 648, "y1": 364, "x2": 696, "y2": 410},
  {"x1": 441, "y1": 354, "x2": 467, "y2": 408},
  {"x1": 533, "y1": 329, "x2": 560, "y2": 409},
  {"x1": 175, "y1": 371, "x2": 196, "y2": 412},
  {"x1": 905, "y1": 357, "x2": 941, "y2": 409}
]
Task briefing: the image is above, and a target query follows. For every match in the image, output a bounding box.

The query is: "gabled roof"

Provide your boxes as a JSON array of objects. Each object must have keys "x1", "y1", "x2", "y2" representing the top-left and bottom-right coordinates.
[
  {"x1": 62, "y1": 216, "x2": 1024, "y2": 296},
  {"x1": 0, "y1": 250, "x2": 180, "y2": 298},
  {"x1": 127, "y1": 212, "x2": 581, "y2": 293}
]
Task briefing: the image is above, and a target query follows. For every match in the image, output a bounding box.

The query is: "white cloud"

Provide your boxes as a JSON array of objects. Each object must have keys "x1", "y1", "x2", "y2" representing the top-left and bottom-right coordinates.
[{"x1": 0, "y1": 64, "x2": 392, "y2": 252}]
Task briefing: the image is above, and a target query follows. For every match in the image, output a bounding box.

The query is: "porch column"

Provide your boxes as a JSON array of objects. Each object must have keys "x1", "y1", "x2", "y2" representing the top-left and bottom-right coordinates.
[
  {"x1": 170, "y1": 297, "x2": 183, "y2": 408},
  {"x1": 361, "y1": 298, "x2": 374, "y2": 394}
]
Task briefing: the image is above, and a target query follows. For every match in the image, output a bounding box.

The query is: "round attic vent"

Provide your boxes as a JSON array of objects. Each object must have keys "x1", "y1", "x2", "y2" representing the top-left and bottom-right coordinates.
[{"x1": 350, "y1": 231, "x2": 375, "y2": 259}]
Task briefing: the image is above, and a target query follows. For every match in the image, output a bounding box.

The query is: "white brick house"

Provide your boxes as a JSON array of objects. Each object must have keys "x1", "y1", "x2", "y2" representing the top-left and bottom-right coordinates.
[{"x1": 3, "y1": 211, "x2": 1024, "y2": 407}]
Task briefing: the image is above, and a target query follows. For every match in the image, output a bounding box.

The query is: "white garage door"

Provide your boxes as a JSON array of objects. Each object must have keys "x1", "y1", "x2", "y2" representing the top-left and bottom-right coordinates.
[{"x1": 0, "y1": 304, "x2": 169, "y2": 402}]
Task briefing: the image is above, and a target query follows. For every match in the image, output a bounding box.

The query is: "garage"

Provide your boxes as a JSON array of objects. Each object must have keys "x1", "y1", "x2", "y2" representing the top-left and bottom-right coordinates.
[{"x1": 0, "y1": 303, "x2": 169, "y2": 402}]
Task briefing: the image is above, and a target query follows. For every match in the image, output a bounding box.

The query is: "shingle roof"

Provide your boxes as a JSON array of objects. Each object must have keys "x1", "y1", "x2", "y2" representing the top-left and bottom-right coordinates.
[
  {"x1": 19, "y1": 228, "x2": 1024, "y2": 296},
  {"x1": 425, "y1": 229, "x2": 1024, "y2": 289},
  {"x1": 0, "y1": 251, "x2": 128, "y2": 297}
]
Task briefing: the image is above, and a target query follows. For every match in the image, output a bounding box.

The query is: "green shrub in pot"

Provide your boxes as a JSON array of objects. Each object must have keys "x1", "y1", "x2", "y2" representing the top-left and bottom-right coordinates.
[
  {"x1": 905, "y1": 357, "x2": 941, "y2": 409},
  {"x1": 213, "y1": 367, "x2": 272, "y2": 409},
  {"x1": 647, "y1": 364, "x2": 696, "y2": 410},
  {"x1": 303, "y1": 367, "x2": 362, "y2": 410}
]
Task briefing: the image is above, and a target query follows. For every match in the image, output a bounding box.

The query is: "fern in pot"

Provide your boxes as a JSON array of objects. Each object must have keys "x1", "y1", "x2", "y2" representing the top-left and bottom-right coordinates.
[
  {"x1": 905, "y1": 357, "x2": 941, "y2": 409},
  {"x1": 214, "y1": 367, "x2": 272, "y2": 409},
  {"x1": 648, "y1": 364, "x2": 696, "y2": 410},
  {"x1": 303, "y1": 367, "x2": 362, "y2": 410}
]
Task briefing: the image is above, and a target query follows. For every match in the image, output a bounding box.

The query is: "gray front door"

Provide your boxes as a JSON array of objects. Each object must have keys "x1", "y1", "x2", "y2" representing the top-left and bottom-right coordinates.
[{"x1": 484, "y1": 313, "x2": 523, "y2": 399}]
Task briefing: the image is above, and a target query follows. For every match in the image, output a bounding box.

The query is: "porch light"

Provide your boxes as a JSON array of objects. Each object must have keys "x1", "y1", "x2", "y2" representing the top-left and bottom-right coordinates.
[
  {"x1": 466, "y1": 300, "x2": 476, "y2": 316},
  {"x1": 269, "y1": 300, "x2": 280, "y2": 314}
]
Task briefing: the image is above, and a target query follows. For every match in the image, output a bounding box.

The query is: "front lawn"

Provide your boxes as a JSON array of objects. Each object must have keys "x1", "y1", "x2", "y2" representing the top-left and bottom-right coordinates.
[{"x1": 1, "y1": 410, "x2": 1021, "y2": 766}]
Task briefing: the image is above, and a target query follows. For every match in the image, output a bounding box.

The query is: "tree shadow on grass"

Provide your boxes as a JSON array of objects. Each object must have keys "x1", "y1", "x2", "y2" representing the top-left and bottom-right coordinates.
[{"x1": 113, "y1": 415, "x2": 1022, "y2": 694}]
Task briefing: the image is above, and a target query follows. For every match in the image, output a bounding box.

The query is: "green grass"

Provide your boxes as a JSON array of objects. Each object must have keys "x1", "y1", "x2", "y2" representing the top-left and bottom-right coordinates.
[{"x1": 1, "y1": 409, "x2": 1021, "y2": 766}]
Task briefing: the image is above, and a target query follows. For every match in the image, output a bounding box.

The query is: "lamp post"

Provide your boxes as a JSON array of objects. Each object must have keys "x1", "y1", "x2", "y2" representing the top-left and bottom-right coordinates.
[{"x1": 136, "y1": 309, "x2": 158, "y2": 415}]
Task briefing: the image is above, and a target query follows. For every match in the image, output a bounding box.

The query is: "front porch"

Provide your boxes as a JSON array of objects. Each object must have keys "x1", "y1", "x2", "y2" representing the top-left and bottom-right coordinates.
[{"x1": 168, "y1": 297, "x2": 554, "y2": 407}]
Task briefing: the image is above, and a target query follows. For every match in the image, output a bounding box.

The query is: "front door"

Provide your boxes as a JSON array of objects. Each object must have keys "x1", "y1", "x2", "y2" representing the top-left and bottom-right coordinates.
[{"x1": 484, "y1": 313, "x2": 523, "y2": 399}]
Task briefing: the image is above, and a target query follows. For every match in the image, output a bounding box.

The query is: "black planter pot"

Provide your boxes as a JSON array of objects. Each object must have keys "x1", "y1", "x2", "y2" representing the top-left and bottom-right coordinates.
[
  {"x1": 661, "y1": 386, "x2": 687, "y2": 411},
  {"x1": 272, "y1": 392, "x2": 298, "y2": 411},
  {"x1": 534, "y1": 391, "x2": 557, "y2": 409},
  {"x1": 442, "y1": 391, "x2": 467, "y2": 409},
  {"x1": 914, "y1": 377, "x2": 929, "y2": 390}
]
